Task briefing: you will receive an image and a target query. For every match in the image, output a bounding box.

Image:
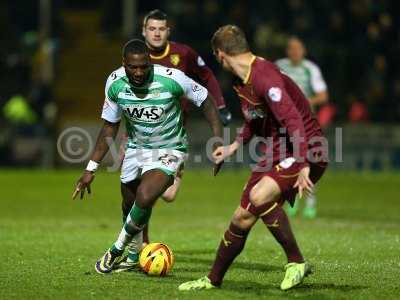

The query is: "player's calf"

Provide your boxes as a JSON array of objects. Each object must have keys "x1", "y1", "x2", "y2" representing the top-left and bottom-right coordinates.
[
  {"x1": 207, "y1": 207, "x2": 255, "y2": 286},
  {"x1": 161, "y1": 172, "x2": 182, "y2": 202},
  {"x1": 179, "y1": 209, "x2": 255, "y2": 291},
  {"x1": 161, "y1": 184, "x2": 178, "y2": 202},
  {"x1": 251, "y1": 200, "x2": 304, "y2": 264}
]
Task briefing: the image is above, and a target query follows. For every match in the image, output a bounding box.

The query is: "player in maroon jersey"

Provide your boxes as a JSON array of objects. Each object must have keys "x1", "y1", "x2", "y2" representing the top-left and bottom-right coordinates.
[
  {"x1": 179, "y1": 25, "x2": 328, "y2": 291},
  {"x1": 118, "y1": 10, "x2": 231, "y2": 257},
  {"x1": 143, "y1": 10, "x2": 229, "y2": 120}
]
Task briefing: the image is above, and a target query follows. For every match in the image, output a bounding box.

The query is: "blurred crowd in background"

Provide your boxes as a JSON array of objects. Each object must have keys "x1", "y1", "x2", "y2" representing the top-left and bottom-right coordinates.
[
  {"x1": 100, "y1": 0, "x2": 400, "y2": 122},
  {"x1": 0, "y1": 0, "x2": 399, "y2": 165}
]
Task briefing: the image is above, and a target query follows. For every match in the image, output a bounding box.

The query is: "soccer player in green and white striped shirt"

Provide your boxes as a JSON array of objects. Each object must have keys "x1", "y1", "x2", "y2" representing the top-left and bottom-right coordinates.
[
  {"x1": 276, "y1": 37, "x2": 329, "y2": 219},
  {"x1": 73, "y1": 39, "x2": 223, "y2": 274}
]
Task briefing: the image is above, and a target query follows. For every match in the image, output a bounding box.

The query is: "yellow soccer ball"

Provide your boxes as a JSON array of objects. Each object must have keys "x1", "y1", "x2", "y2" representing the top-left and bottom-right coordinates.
[{"x1": 139, "y1": 243, "x2": 174, "y2": 276}]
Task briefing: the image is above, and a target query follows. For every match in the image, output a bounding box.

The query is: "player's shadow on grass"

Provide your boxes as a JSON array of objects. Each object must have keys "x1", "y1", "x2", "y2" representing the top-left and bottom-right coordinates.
[
  {"x1": 173, "y1": 265, "x2": 210, "y2": 272},
  {"x1": 298, "y1": 283, "x2": 367, "y2": 292},
  {"x1": 111, "y1": 270, "x2": 368, "y2": 297},
  {"x1": 175, "y1": 249, "x2": 216, "y2": 256},
  {"x1": 221, "y1": 280, "x2": 367, "y2": 297},
  {"x1": 223, "y1": 280, "x2": 278, "y2": 294},
  {"x1": 176, "y1": 255, "x2": 281, "y2": 273}
]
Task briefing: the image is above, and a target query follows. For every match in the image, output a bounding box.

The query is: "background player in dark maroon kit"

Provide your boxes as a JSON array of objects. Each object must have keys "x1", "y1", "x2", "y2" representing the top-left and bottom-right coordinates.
[
  {"x1": 179, "y1": 25, "x2": 328, "y2": 292},
  {"x1": 143, "y1": 10, "x2": 230, "y2": 120},
  {"x1": 121, "y1": 10, "x2": 231, "y2": 247}
]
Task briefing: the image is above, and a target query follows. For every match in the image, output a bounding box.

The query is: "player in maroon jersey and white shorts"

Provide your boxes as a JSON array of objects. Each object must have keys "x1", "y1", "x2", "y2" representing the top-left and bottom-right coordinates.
[{"x1": 179, "y1": 25, "x2": 328, "y2": 292}]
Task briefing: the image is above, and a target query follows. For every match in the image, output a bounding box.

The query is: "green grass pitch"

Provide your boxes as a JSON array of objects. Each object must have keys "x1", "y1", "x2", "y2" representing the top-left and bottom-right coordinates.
[{"x1": 0, "y1": 169, "x2": 399, "y2": 299}]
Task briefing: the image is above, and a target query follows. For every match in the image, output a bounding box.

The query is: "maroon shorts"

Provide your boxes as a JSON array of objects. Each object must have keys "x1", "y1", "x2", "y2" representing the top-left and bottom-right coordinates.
[{"x1": 240, "y1": 158, "x2": 327, "y2": 213}]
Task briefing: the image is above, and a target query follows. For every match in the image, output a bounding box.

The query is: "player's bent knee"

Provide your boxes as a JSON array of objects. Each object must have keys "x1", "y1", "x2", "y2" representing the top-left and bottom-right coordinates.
[
  {"x1": 249, "y1": 176, "x2": 281, "y2": 207},
  {"x1": 161, "y1": 179, "x2": 180, "y2": 202},
  {"x1": 233, "y1": 217, "x2": 254, "y2": 230},
  {"x1": 161, "y1": 186, "x2": 177, "y2": 202},
  {"x1": 231, "y1": 207, "x2": 257, "y2": 230},
  {"x1": 135, "y1": 186, "x2": 155, "y2": 208}
]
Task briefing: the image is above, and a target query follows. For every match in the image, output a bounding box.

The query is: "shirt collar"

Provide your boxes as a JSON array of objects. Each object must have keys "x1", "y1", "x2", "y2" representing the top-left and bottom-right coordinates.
[
  {"x1": 150, "y1": 42, "x2": 170, "y2": 60},
  {"x1": 243, "y1": 55, "x2": 257, "y2": 84}
]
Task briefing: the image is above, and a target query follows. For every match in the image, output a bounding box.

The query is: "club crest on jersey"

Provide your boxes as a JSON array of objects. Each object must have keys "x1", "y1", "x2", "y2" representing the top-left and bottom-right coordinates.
[
  {"x1": 124, "y1": 104, "x2": 165, "y2": 123},
  {"x1": 268, "y1": 87, "x2": 282, "y2": 102},
  {"x1": 170, "y1": 54, "x2": 180, "y2": 66}
]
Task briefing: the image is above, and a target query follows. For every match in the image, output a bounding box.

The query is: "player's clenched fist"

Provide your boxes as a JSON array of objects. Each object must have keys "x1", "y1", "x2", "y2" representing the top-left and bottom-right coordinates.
[
  {"x1": 212, "y1": 146, "x2": 230, "y2": 164},
  {"x1": 72, "y1": 171, "x2": 95, "y2": 200},
  {"x1": 212, "y1": 141, "x2": 240, "y2": 164}
]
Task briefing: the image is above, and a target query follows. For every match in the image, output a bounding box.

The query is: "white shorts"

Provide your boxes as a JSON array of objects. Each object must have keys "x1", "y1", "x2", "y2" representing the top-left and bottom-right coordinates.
[{"x1": 120, "y1": 148, "x2": 187, "y2": 183}]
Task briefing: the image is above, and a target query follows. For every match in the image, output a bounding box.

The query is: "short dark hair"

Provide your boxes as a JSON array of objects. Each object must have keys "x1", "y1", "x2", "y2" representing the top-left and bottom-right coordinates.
[
  {"x1": 143, "y1": 9, "x2": 167, "y2": 27},
  {"x1": 287, "y1": 36, "x2": 305, "y2": 47},
  {"x1": 211, "y1": 25, "x2": 250, "y2": 55},
  {"x1": 122, "y1": 39, "x2": 149, "y2": 57}
]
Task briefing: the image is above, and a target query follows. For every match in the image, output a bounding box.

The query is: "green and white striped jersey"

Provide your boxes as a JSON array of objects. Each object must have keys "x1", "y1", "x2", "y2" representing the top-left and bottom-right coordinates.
[
  {"x1": 275, "y1": 58, "x2": 327, "y2": 98},
  {"x1": 101, "y1": 64, "x2": 208, "y2": 152}
]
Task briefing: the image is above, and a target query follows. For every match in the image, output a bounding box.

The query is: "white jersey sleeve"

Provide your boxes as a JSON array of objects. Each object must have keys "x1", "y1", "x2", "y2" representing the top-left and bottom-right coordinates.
[
  {"x1": 169, "y1": 68, "x2": 208, "y2": 107},
  {"x1": 306, "y1": 60, "x2": 327, "y2": 93},
  {"x1": 101, "y1": 70, "x2": 122, "y2": 123},
  {"x1": 101, "y1": 98, "x2": 121, "y2": 123}
]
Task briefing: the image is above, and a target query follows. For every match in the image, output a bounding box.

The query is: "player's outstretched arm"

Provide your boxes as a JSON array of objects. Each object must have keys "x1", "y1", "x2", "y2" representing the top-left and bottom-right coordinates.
[
  {"x1": 200, "y1": 96, "x2": 224, "y2": 175},
  {"x1": 72, "y1": 120, "x2": 120, "y2": 199},
  {"x1": 212, "y1": 141, "x2": 240, "y2": 164},
  {"x1": 201, "y1": 96, "x2": 223, "y2": 139}
]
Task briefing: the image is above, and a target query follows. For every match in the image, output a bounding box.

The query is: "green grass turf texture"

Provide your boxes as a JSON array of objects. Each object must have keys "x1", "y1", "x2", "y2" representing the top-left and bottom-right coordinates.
[{"x1": 0, "y1": 169, "x2": 399, "y2": 300}]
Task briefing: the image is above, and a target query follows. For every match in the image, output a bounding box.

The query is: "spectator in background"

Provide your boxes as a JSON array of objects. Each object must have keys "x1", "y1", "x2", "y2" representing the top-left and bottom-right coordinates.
[
  {"x1": 276, "y1": 36, "x2": 329, "y2": 219},
  {"x1": 276, "y1": 37, "x2": 328, "y2": 110},
  {"x1": 348, "y1": 95, "x2": 369, "y2": 123}
]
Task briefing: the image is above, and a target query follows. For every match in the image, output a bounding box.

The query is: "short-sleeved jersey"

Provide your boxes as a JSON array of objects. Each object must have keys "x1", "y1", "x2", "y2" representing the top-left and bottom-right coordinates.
[
  {"x1": 234, "y1": 56, "x2": 323, "y2": 166},
  {"x1": 101, "y1": 65, "x2": 208, "y2": 152},
  {"x1": 149, "y1": 41, "x2": 225, "y2": 109},
  {"x1": 275, "y1": 58, "x2": 327, "y2": 98}
]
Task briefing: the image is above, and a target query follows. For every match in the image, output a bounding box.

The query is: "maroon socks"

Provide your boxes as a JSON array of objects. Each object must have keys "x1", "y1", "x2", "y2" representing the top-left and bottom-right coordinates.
[
  {"x1": 253, "y1": 202, "x2": 304, "y2": 263},
  {"x1": 208, "y1": 222, "x2": 249, "y2": 286}
]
